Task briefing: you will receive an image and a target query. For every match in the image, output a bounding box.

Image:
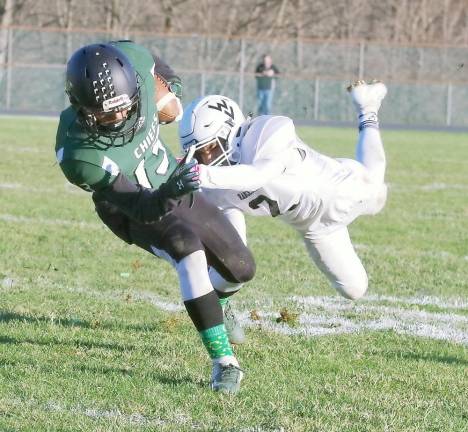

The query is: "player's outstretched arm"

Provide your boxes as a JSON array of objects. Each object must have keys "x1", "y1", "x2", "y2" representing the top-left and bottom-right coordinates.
[{"x1": 199, "y1": 157, "x2": 286, "y2": 191}]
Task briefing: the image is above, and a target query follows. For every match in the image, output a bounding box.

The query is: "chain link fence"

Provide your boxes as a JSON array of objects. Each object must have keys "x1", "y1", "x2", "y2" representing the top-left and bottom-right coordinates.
[{"x1": 1, "y1": 27, "x2": 467, "y2": 127}]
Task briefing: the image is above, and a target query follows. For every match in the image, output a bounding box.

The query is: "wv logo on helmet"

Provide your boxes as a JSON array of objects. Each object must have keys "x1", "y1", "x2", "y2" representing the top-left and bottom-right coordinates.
[{"x1": 207, "y1": 99, "x2": 234, "y2": 119}]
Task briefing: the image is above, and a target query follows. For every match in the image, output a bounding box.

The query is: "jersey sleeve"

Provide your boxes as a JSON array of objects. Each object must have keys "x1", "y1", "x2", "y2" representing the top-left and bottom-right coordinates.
[
  {"x1": 59, "y1": 159, "x2": 116, "y2": 192},
  {"x1": 199, "y1": 159, "x2": 285, "y2": 191},
  {"x1": 58, "y1": 155, "x2": 176, "y2": 223},
  {"x1": 92, "y1": 172, "x2": 173, "y2": 224},
  {"x1": 253, "y1": 116, "x2": 296, "y2": 161}
]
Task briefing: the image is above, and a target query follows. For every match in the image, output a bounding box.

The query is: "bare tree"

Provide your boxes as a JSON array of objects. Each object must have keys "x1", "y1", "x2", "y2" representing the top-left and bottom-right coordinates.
[
  {"x1": 1, "y1": 0, "x2": 467, "y2": 45},
  {"x1": 0, "y1": 0, "x2": 14, "y2": 76}
]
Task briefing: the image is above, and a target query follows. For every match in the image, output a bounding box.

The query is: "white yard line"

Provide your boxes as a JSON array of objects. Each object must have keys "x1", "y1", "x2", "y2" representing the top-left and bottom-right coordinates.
[
  {"x1": 0, "y1": 213, "x2": 100, "y2": 229},
  {"x1": 68, "y1": 287, "x2": 468, "y2": 345},
  {"x1": 418, "y1": 183, "x2": 468, "y2": 191},
  {"x1": 389, "y1": 182, "x2": 468, "y2": 191},
  {"x1": 10, "y1": 398, "x2": 281, "y2": 431},
  {"x1": 4, "y1": 396, "x2": 286, "y2": 430},
  {"x1": 0, "y1": 182, "x2": 87, "y2": 195},
  {"x1": 240, "y1": 311, "x2": 468, "y2": 344},
  {"x1": 290, "y1": 294, "x2": 468, "y2": 310},
  {"x1": 2, "y1": 145, "x2": 46, "y2": 153},
  {"x1": 35, "y1": 400, "x2": 193, "y2": 428}
]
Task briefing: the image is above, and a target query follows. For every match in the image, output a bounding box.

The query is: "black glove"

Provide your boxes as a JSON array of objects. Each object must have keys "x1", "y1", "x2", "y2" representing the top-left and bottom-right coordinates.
[{"x1": 158, "y1": 159, "x2": 200, "y2": 200}]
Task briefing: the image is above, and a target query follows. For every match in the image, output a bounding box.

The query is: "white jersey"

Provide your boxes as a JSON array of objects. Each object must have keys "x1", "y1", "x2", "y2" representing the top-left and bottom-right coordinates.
[{"x1": 198, "y1": 115, "x2": 383, "y2": 237}]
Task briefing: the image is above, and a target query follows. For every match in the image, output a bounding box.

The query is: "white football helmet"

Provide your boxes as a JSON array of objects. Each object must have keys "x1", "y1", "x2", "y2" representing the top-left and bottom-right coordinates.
[{"x1": 179, "y1": 95, "x2": 246, "y2": 165}]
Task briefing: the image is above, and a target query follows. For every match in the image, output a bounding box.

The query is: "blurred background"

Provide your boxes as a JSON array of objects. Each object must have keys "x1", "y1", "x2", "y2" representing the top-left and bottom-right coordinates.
[{"x1": 0, "y1": 0, "x2": 467, "y2": 127}]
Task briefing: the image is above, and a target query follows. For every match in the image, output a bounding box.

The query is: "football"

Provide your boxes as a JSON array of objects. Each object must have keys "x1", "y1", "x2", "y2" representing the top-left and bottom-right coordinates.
[{"x1": 154, "y1": 74, "x2": 181, "y2": 124}]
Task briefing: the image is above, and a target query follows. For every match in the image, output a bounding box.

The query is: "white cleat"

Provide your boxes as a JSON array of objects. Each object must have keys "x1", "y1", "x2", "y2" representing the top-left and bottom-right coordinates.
[{"x1": 347, "y1": 80, "x2": 387, "y2": 115}]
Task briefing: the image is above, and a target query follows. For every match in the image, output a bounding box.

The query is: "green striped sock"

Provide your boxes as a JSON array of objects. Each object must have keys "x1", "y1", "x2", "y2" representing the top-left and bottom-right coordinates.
[
  {"x1": 218, "y1": 297, "x2": 229, "y2": 309},
  {"x1": 199, "y1": 324, "x2": 233, "y2": 359}
]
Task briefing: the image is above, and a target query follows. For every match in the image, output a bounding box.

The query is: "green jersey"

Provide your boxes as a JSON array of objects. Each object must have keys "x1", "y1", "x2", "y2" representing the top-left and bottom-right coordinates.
[{"x1": 55, "y1": 41, "x2": 178, "y2": 193}]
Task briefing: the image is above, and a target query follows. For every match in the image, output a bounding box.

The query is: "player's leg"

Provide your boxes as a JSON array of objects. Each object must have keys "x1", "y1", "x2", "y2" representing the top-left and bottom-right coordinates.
[
  {"x1": 172, "y1": 194, "x2": 255, "y2": 292},
  {"x1": 258, "y1": 89, "x2": 267, "y2": 115},
  {"x1": 172, "y1": 196, "x2": 255, "y2": 345},
  {"x1": 94, "y1": 200, "x2": 243, "y2": 393},
  {"x1": 206, "y1": 208, "x2": 248, "y2": 295},
  {"x1": 93, "y1": 197, "x2": 133, "y2": 244},
  {"x1": 256, "y1": 89, "x2": 262, "y2": 115},
  {"x1": 265, "y1": 88, "x2": 273, "y2": 115},
  {"x1": 208, "y1": 208, "x2": 248, "y2": 344},
  {"x1": 348, "y1": 80, "x2": 387, "y2": 185},
  {"x1": 304, "y1": 226, "x2": 368, "y2": 300},
  {"x1": 133, "y1": 218, "x2": 244, "y2": 393}
]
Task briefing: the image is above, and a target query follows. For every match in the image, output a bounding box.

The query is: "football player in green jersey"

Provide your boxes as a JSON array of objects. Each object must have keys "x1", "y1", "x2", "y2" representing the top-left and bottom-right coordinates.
[{"x1": 55, "y1": 41, "x2": 255, "y2": 394}]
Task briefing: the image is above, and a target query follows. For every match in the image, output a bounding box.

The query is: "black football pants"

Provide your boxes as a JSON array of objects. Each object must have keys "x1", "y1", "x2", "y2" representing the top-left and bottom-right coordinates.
[{"x1": 93, "y1": 193, "x2": 255, "y2": 285}]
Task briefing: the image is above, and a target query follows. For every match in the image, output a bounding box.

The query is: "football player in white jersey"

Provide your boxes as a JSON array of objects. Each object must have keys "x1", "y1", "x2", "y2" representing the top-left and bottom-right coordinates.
[{"x1": 179, "y1": 80, "x2": 388, "y2": 304}]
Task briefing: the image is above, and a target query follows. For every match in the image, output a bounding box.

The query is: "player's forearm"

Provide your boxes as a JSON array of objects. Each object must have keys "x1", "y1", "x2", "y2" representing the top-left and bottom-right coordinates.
[
  {"x1": 93, "y1": 173, "x2": 172, "y2": 224},
  {"x1": 199, "y1": 159, "x2": 284, "y2": 191}
]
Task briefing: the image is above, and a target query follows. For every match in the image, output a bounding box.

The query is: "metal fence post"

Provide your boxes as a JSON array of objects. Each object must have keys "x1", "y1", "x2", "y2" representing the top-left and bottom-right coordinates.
[
  {"x1": 6, "y1": 27, "x2": 13, "y2": 110},
  {"x1": 314, "y1": 77, "x2": 320, "y2": 120},
  {"x1": 239, "y1": 38, "x2": 245, "y2": 112},
  {"x1": 65, "y1": 30, "x2": 73, "y2": 109},
  {"x1": 200, "y1": 71, "x2": 206, "y2": 96},
  {"x1": 358, "y1": 41, "x2": 365, "y2": 79},
  {"x1": 198, "y1": 35, "x2": 206, "y2": 96},
  {"x1": 446, "y1": 82, "x2": 453, "y2": 126}
]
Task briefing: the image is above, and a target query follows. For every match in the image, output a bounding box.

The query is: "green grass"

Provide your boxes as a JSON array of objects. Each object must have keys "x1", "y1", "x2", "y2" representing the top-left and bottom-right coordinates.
[{"x1": 0, "y1": 117, "x2": 467, "y2": 431}]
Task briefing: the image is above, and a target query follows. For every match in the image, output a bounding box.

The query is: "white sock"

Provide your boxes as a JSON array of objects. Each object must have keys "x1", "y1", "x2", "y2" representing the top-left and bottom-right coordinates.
[
  {"x1": 209, "y1": 266, "x2": 243, "y2": 294},
  {"x1": 213, "y1": 355, "x2": 239, "y2": 367},
  {"x1": 355, "y1": 126, "x2": 386, "y2": 184},
  {"x1": 176, "y1": 250, "x2": 214, "y2": 301}
]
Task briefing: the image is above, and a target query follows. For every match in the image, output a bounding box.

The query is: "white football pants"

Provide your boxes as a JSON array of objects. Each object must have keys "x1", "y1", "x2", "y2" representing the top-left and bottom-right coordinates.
[{"x1": 304, "y1": 126, "x2": 387, "y2": 300}]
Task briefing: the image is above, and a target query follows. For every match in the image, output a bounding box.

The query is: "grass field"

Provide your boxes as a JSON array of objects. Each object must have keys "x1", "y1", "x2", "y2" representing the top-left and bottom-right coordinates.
[{"x1": 0, "y1": 117, "x2": 467, "y2": 431}]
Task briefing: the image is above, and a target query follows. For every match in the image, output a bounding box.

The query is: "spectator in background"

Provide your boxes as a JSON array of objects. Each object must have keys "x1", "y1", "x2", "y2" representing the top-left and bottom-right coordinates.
[{"x1": 255, "y1": 54, "x2": 280, "y2": 115}]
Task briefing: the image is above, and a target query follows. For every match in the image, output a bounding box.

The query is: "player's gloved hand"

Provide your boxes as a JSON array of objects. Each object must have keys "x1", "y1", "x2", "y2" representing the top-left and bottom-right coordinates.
[{"x1": 159, "y1": 159, "x2": 200, "y2": 200}]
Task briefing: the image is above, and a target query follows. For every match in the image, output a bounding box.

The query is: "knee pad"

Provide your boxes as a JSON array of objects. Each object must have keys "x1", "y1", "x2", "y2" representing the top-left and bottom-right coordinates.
[
  {"x1": 206, "y1": 246, "x2": 256, "y2": 285},
  {"x1": 226, "y1": 249, "x2": 256, "y2": 284},
  {"x1": 161, "y1": 224, "x2": 204, "y2": 263},
  {"x1": 333, "y1": 273, "x2": 368, "y2": 301},
  {"x1": 235, "y1": 259, "x2": 256, "y2": 283}
]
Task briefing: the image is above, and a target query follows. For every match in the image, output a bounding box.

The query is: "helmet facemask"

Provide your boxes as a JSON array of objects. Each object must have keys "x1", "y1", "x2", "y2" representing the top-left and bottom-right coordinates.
[
  {"x1": 77, "y1": 84, "x2": 142, "y2": 142},
  {"x1": 191, "y1": 121, "x2": 236, "y2": 166}
]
